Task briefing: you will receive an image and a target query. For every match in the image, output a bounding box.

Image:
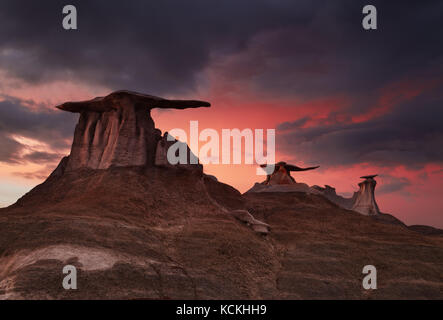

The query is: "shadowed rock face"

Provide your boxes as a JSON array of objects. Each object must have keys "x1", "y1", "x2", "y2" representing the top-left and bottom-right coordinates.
[{"x1": 56, "y1": 90, "x2": 210, "y2": 171}]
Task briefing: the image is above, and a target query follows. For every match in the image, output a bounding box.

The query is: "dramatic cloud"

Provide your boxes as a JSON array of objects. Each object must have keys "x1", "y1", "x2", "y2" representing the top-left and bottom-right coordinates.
[
  {"x1": 377, "y1": 175, "x2": 411, "y2": 196},
  {"x1": 0, "y1": 0, "x2": 441, "y2": 100},
  {"x1": 0, "y1": 0, "x2": 317, "y2": 95},
  {"x1": 0, "y1": 98, "x2": 76, "y2": 164},
  {"x1": 276, "y1": 88, "x2": 443, "y2": 169}
]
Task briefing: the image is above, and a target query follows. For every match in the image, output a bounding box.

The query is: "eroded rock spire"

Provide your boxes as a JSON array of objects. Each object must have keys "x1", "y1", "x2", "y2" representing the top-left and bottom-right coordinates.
[{"x1": 351, "y1": 175, "x2": 380, "y2": 215}]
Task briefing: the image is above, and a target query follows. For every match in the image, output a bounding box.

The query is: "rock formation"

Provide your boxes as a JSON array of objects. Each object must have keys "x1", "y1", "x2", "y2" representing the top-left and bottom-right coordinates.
[
  {"x1": 261, "y1": 162, "x2": 320, "y2": 185},
  {"x1": 155, "y1": 132, "x2": 202, "y2": 171},
  {"x1": 313, "y1": 175, "x2": 380, "y2": 215},
  {"x1": 229, "y1": 210, "x2": 271, "y2": 234},
  {"x1": 246, "y1": 161, "x2": 320, "y2": 193},
  {"x1": 247, "y1": 163, "x2": 381, "y2": 216},
  {"x1": 56, "y1": 90, "x2": 210, "y2": 172},
  {"x1": 351, "y1": 175, "x2": 380, "y2": 215}
]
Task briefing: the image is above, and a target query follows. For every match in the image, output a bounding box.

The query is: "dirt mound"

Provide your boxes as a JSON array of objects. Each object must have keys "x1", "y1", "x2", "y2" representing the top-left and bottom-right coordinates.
[{"x1": 1, "y1": 168, "x2": 441, "y2": 299}]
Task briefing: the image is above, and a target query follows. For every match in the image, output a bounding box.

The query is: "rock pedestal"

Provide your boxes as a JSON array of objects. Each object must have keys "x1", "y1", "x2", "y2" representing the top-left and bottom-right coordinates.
[
  {"x1": 351, "y1": 175, "x2": 380, "y2": 215},
  {"x1": 56, "y1": 90, "x2": 210, "y2": 172},
  {"x1": 261, "y1": 161, "x2": 319, "y2": 185}
]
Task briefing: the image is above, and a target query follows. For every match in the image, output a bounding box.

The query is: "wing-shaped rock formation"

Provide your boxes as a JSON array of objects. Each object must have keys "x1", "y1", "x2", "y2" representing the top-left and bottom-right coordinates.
[
  {"x1": 259, "y1": 162, "x2": 320, "y2": 185},
  {"x1": 56, "y1": 90, "x2": 210, "y2": 172}
]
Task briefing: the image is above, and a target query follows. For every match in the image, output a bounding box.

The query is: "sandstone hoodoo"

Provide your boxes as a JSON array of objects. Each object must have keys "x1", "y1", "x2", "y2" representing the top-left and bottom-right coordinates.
[
  {"x1": 351, "y1": 175, "x2": 380, "y2": 215},
  {"x1": 314, "y1": 175, "x2": 380, "y2": 216},
  {"x1": 56, "y1": 90, "x2": 210, "y2": 172},
  {"x1": 246, "y1": 161, "x2": 320, "y2": 193},
  {"x1": 261, "y1": 162, "x2": 320, "y2": 185}
]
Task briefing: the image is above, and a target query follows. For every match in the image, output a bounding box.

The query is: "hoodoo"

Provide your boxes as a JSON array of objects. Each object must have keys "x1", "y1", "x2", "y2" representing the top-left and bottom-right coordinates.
[
  {"x1": 313, "y1": 174, "x2": 380, "y2": 216},
  {"x1": 56, "y1": 90, "x2": 210, "y2": 172},
  {"x1": 246, "y1": 161, "x2": 320, "y2": 193},
  {"x1": 351, "y1": 175, "x2": 380, "y2": 215},
  {"x1": 261, "y1": 162, "x2": 320, "y2": 185}
]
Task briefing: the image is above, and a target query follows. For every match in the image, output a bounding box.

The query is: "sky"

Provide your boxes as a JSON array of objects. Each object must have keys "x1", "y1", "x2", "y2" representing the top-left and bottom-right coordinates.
[{"x1": 0, "y1": 0, "x2": 442, "y2": 228}]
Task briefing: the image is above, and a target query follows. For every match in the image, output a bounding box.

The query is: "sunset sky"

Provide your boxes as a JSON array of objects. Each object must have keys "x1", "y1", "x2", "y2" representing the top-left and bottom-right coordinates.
[{"x1": 0, "y1": 0, "x2": 442, "y2": 227}]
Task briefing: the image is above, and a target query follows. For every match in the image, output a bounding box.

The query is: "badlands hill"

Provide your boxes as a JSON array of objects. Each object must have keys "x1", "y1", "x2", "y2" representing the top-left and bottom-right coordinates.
[{"x1": 0, "y1": 91, "x2": 442, "y2": 299}]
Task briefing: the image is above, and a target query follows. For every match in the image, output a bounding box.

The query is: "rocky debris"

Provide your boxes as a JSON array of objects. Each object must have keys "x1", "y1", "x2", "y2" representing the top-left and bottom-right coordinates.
[
  {"x1": 201, "y1": 175, "x2": 269, "y2": 234},
  {"x1": 229, "y1": 210, "x2": 270, "y2": 235},
  {"x1": 56, "y1": 90, "x2": 210, "y2": 172}
]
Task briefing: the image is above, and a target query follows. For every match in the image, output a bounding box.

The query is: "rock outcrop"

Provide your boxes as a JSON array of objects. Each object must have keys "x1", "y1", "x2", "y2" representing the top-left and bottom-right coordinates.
[
  {"x1": 248, "y1": 164, "x2": 381, "y2": 216},
  {"x1": 312, "y1": 185, "x2": 356, "y2": 209},
  {"x1": 246, "y1": 161, "x2": 320, "y2": 193},
  {"x1": 229, "y1": 210, "x2": 271, "y2": 235},
  {"x1": 155, "y1": 132, "x2": 202, "y2": 172},
  {"x1": 351, "y1": 175, "x2": 380, "y2": 215},
  {"x1": 314, "y1": 175, "x2": 380, "y2": 215},
  {"x1": 261, "y1": 162, "x2": 320, "y2": 185},
  {"x1": 56, "y1": 90, "x2": 210, "y2": 172}
]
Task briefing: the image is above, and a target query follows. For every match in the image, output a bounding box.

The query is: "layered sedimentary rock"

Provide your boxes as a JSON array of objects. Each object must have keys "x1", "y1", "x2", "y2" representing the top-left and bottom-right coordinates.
[
  {"x1": 56, "y1": 90, "x2": 210, "y2": 172},
  {"x1": 229, "y1": 210, "x2": 270, "y2": 234}
]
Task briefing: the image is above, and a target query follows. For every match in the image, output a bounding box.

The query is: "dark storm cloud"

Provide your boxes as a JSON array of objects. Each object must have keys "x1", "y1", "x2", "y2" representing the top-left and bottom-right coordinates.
[
  {"x1": 377, "y1": 175, "x2": 411, "y2": 195},
  {"x1": 212, "y1": 0, "x2": 443, "y2": 115},
  {"x1": 0, "y1": 0, "x2": 442, "y2": 170},
  {"x1": 0, "y1": 99, "x2": 76, "y2": 164},
  {"x1": 0, "y1": 0, "x2": 316, "y2": 94},
  {"x1": 1, "y1": 0, "x2": 440, "y2": 99},
  {"x1": 277, "y1": 89, "x2": 443, "y2": 168}
]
